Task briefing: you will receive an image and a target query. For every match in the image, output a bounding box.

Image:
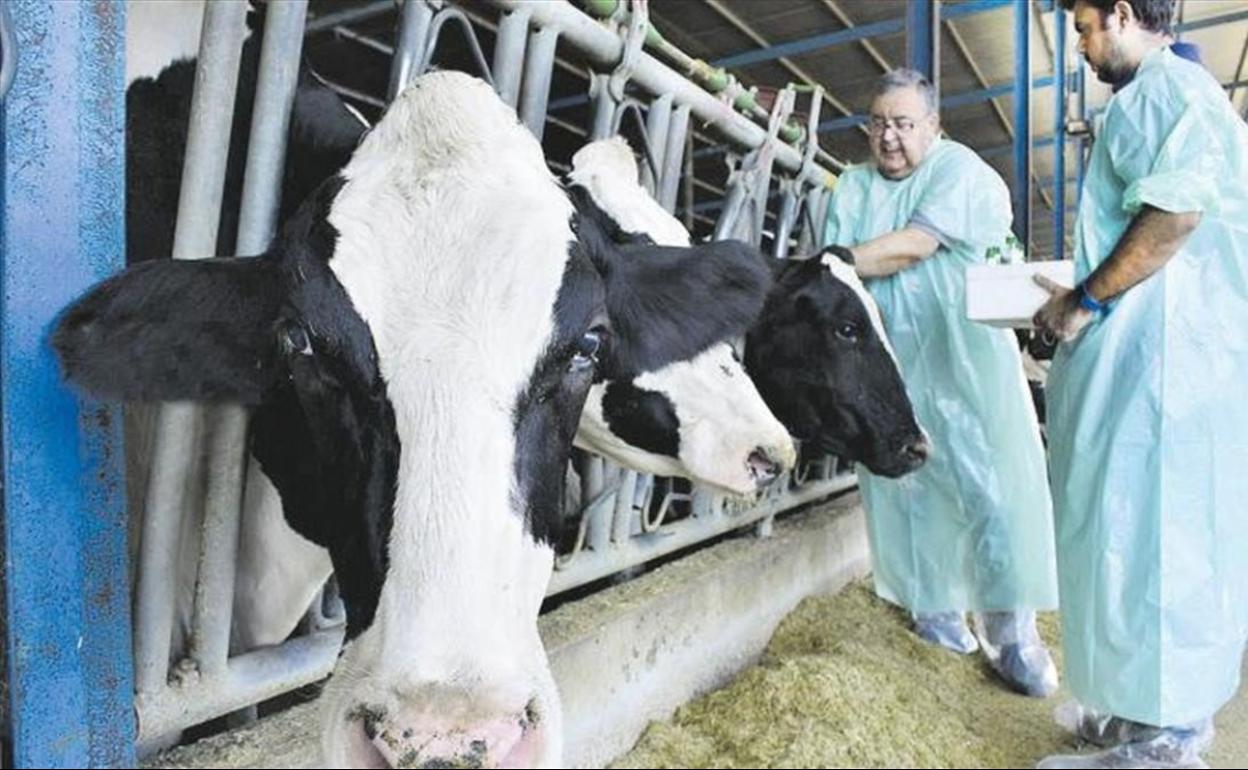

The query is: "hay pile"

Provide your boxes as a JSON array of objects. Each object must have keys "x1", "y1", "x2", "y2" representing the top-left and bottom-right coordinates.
[{"x1": 612, "y1": 582, "x2": 1070, "y2": 769}]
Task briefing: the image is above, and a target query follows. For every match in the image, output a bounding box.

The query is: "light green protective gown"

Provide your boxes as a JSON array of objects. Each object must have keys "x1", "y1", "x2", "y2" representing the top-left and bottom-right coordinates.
[
  {"x1": 1046, "y1": 47, "x2": 1248, "y2": 727},
  {"x1": 824, "y1": 137, "x2": 1058, "y2": 615}
]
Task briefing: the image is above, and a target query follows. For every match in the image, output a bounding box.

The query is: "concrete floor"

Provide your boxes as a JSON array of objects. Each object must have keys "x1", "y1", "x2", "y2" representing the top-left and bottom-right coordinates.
[{"x1": 1209, "y1": 657, "x2": 1248, "y2": 768}]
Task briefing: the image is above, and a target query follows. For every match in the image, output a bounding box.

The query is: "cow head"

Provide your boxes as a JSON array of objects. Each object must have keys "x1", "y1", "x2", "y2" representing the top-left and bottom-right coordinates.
[
  {"x1": 745, "y1": 252, "x2": 928, "y2": 478},
  {"x1": 54, "y1": 72, "x2": 775, "y2": 768},
  {"x1": 566, "y1": 137, "x2": 796, "y2": 494}
]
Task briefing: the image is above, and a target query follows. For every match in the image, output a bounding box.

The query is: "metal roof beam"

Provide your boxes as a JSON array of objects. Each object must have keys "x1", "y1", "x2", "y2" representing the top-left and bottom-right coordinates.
[
  {"x1": 712, "y1": 0, "x2": 1055, "y2": 70},
  {"x1": 1176, "y1": 9, "x2": 1248, "y2": 34}
]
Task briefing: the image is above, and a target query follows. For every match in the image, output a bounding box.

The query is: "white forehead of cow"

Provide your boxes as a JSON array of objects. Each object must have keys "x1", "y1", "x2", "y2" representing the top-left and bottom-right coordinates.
[
  {"x1": 570, "y1": 136, "x2": 639, "y2": 186},
  {"x1": 569, "y1": 137, "x2": 691, "y2": 248},
  {"x1": 820, "y1": 253, "x2": 897, "y2": 361},
  {"x1": 326, "y1": 68, "x2": 573, "y2": 388}
]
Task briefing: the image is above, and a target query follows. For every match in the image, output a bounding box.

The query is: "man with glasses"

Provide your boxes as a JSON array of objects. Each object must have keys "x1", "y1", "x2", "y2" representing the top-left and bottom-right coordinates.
[{"x1": 823, "y1": 69, "x2": 1059, "y2": 698}]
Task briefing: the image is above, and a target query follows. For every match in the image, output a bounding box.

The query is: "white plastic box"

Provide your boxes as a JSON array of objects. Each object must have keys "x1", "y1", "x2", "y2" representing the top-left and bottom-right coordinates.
[{"x1": 965, "y1": 260, "x2": 1076, "y2": 328}]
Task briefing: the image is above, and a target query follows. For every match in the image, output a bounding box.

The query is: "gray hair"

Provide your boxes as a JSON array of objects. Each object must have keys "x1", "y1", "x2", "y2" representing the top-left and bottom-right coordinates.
[{"x1": 874, "y1": 69, "x2": 938, "y2": 115}]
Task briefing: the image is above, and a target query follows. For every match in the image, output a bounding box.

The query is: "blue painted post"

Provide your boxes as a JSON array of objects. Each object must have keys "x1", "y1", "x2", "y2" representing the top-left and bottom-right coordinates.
[
  {"x1": 1, "y1": 1, "x2": 135, "y2": 767},
  {"x1": 1013, "y1": 0, "x2": 1032, "y2": 250},
  {"x1": 1054, "y1": 3, "x2": 1067, "y2": 260},
  {"x1": 1075, "y1": 65, "x2": 1086, "y2": 208},
  {"x1": 906, "y1": 1, "x2": 940, "y2": 93}
]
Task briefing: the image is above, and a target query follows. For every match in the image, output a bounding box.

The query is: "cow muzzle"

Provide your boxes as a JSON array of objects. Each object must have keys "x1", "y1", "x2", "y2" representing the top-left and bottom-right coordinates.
[{"x1": 344, "y1": 698, "x2": 545, "y2": 769}]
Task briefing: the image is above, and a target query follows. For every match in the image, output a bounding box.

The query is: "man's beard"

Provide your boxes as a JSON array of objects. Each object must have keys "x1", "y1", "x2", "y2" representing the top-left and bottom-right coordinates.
[{"x1": 1093, "y1": 45, "x2": 1135, "y2": 87}]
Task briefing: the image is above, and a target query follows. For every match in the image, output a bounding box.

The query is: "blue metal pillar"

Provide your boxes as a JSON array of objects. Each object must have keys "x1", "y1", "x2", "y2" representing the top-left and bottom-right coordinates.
[
  {"x1": 1054, "y1": 3, "x2": 1067, "y2": 260},
  {"x1": 1012, "y1": 0, "x2": 1032, "y2": 250},
  {"x1": 1, "y1": 1, "x2": 135, "y2": 766},
  {"x1": 906, "y1": 1, "x2": 941, "y2": 93},
  {"x1": 1075, "y1": 65, "x2": 1087, "y2": 208}
]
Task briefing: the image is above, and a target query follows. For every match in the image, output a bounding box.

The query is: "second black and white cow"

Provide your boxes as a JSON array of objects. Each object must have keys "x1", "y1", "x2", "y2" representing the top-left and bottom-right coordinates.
[
  {"x1": 56, "y1": 72, "x2": 776, "y2": 768},
  {"x1": 567, "y1": 137, "x2": 929, "y2": 479}
]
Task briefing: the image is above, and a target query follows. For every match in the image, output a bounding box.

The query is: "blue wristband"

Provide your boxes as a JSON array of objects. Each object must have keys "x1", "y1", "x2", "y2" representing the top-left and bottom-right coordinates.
[{"x1": 1077, "y1": 282, "x2": 1110, "y2": 315}]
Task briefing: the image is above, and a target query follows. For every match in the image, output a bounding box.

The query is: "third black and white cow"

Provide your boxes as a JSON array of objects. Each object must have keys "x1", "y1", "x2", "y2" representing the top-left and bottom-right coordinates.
[
  {"x1": 57, "y1": 71, "x2": 787, "y2": 768},
  {"x1": 567, "y1": 137, "x2": 929, "y2": 479}
]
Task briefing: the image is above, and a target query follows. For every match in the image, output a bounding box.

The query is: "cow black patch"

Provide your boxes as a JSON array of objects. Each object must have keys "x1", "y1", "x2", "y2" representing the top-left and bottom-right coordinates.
[
  {"x1": 600, "y1": 381, "x2": 680, "y2": 458},
  {"x1": 511, "y1": 246, "x2": 607, "y2": 547},
  {"x1": 249, "y1": 175, "x2": 399, "y2": 641}
]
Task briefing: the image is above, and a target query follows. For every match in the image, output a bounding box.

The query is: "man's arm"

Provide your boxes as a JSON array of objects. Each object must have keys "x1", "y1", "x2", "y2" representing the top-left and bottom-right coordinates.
[
  {"x1": 850, "y1": 226, "x2": 941, "y2": 278},
  {"x1": 1033, "y1": 205, "x2": 1202, "y2": 340}
]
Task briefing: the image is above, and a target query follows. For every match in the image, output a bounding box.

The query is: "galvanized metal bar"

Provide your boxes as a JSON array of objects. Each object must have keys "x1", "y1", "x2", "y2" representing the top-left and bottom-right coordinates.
[
  {"x1": 773, "y1": 185, "x2": 800, "y2": 259},
  {"x1": 306, "y1": 0, "x2": 393, "y2": 34},
  {"x1": 235, "y1": 1, "x2": 307, "y2": 257},
  {"x1": 519, "y1": 24, "x2": 560, "y2": 141},
  {"x1": 588, "y1": 72, "x2": 616, "y2": 140},
  {"x1": 547, "y1": 477, "x2": 856, "y2": 594},
  {"x1": 481, "y1": 0, "x2": 834, "y2": 187},
  {"x1": 796, "y1": 187, "x2": 820, "y2": 255},
  {"x1": 659, "y1": 103, "x2": 691, "y2": 214},
  {"x1": 905, "y1": 0, "x2": 940, "y2": 93},
  {"x1": 611, "y1": 471, "x2": 639, "y2": 544},
  {"x1": 418, "y1": 7, "x2": 495, "y2": 87},
  {"x1": 134, "y1": 0, "x2": 248, "y2": 700},
  {"x1": 682, "y1": 127, "x2": 695, "y2": 231},
  {"x1": 713, "y1": 178, "x2": 749, "y2": 242},
  {"x1": 640, "y1": 93, "x2": 673, "y2": 196},
  {"x1": 1012, "y1": 0, "x2": 1032, "y2": 250},
  {"x1": 1, "y1": 1, "x2": 135, "y2": 765},
  {"x1": 581, "y1": 458, "x2": 611, "y2": 555},
  {"x1": 492, "y1": 5, "x2": 531, "y2": 108},
  {"x1": 1054, "y1": 3, "x2": 1067, "y2": 261},
  {"x1": 1176, "y1": 8, "x2": 1248, "y2": 34},
  {"x1": 191, "y1": 0, "x2": 308, "y2": 682},
  {"x1": 388, "y1": 0, "x2": 435, "y2": 101},
  {"x1": 331, "y1": 25, "x2": 394, "y2": 56},
  {"x1": 136, "y1": 629, "x2": 344, "y2": 744}
]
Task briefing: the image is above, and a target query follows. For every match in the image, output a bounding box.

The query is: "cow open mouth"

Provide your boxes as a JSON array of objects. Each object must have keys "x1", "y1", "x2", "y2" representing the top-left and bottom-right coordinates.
[{"x1": 746, "y1": 447, "x2": 782, "y2": 487}]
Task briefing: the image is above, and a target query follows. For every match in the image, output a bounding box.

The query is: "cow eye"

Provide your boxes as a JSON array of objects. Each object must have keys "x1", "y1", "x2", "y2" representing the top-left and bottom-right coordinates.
[
  {"x1": 280, "y1": 323, "x2": 313, "y2": 356},
  {"x1": 834, "y1": 322, "x2": 860, "y2": 342},
  {"x1": 570, "y1": 329, "x2": 603, "y2": 372}
]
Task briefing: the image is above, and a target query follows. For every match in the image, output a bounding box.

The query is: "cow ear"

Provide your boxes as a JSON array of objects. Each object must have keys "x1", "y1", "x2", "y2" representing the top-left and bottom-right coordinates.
[
  {"x1": 52, "y1": 256, "x2": 284, "y2": 405},
  {"x1": 596, "y1": 239, "x2": 772, "y2": 375}
]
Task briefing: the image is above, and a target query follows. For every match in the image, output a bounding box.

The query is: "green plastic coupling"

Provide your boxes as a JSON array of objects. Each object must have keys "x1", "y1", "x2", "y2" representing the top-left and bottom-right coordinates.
[
  {"x1": 733, "y1": 89, "x2": 758, "y2": 112},
  {"x1": 585, "y1": 0, "x2": 619, "y2": 19},
  {"x1": 689, "y1": 59, "x2": 729, "y2": 92},
  {"x1": 779, "y1": 122, "x2": 804, "y2": 144}
]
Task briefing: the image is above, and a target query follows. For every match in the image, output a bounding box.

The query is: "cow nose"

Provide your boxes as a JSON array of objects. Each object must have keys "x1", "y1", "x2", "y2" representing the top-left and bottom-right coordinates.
[
  {"x1": 901, "y1": 437, "x2": 931, "y2": 467},
  {"x1": 357, "y1": 706, "x2": 541, "y2": 770},
  {"x1": 747, "y1": 447, "x2": 782, "y2": 487}
]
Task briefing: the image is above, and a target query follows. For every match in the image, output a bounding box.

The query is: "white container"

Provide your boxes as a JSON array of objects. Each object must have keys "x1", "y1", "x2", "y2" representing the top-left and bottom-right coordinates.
[{"x1": 965, "y1": 260, "x2": 1076, "y2": 328}]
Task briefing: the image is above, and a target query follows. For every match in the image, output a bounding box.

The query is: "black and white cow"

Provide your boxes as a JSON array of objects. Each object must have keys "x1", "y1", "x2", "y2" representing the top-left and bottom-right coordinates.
[
  {"x1": 567, "y1": 137, "x2": 929, "y2": 479},
  {"x1": 56, "y1": 71, "x2": 785, "y2": 768},
  {"x1": 746, "y1": 251, "x2": 929, "y2": 477},
  {"x1": 565, "y1": 138, "x2": 794, "y2": 490},
  {"x1": 124, "y1": 7, "x2": 796, "y2": 668}
]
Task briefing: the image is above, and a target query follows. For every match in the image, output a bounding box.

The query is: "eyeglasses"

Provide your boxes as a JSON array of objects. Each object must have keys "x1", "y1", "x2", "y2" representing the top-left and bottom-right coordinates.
[{"x1": 867, "y1": 116, "x2": 923, "y2": 136}]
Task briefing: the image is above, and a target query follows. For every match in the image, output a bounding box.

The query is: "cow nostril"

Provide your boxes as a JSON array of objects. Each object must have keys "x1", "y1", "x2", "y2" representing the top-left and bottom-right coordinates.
[
  {"x1": 901, "y1": 438, "x2": 930, "y2": 465},
  {"x1": 747, "y1": 448, "x2": 780, "y2": 486}
]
